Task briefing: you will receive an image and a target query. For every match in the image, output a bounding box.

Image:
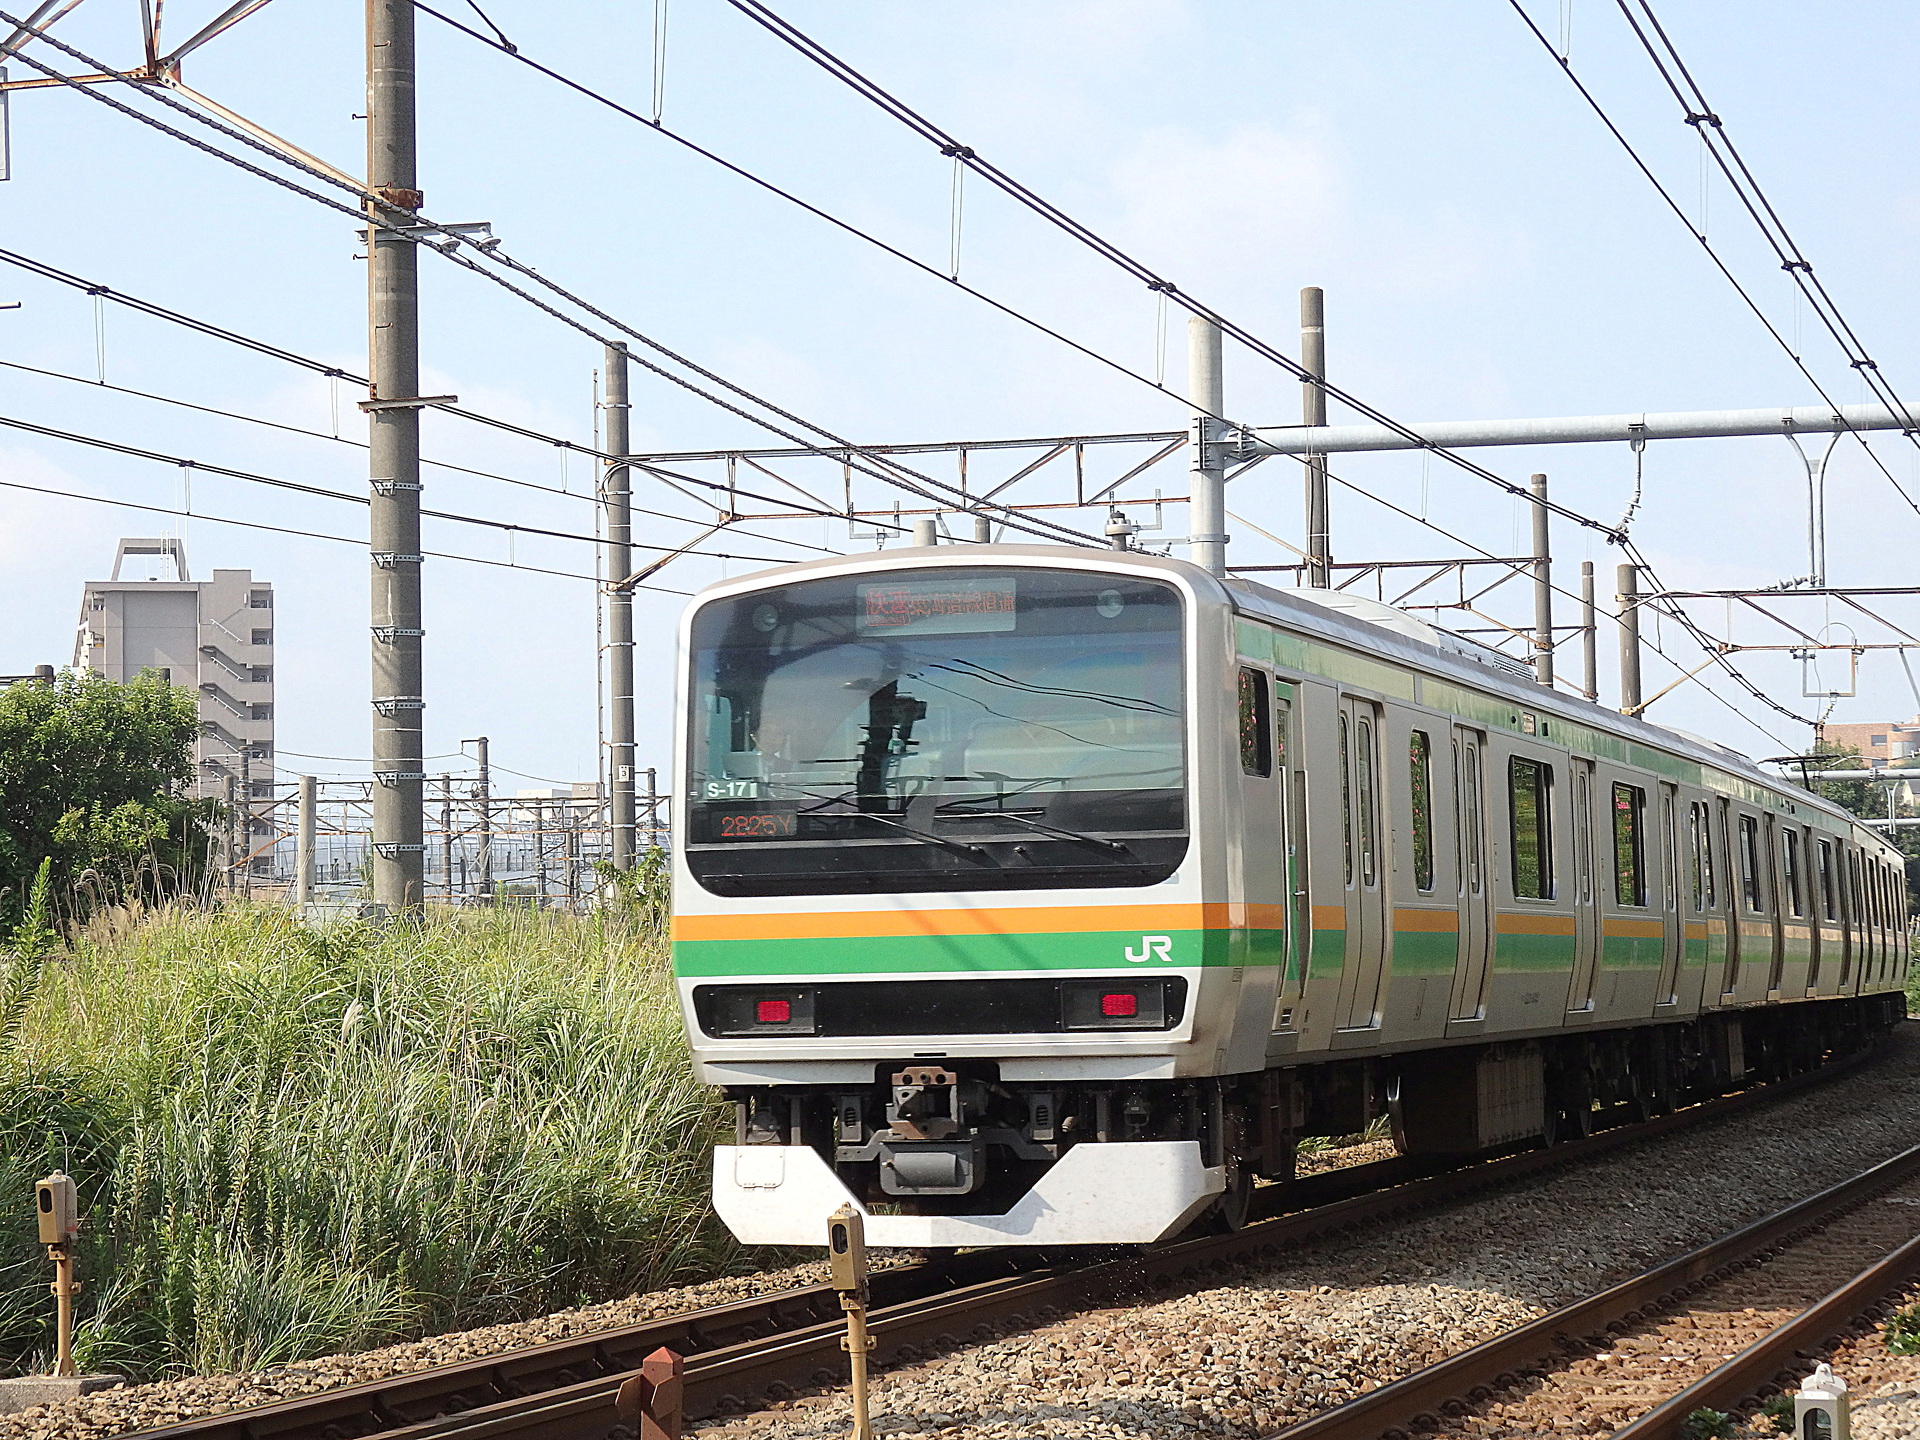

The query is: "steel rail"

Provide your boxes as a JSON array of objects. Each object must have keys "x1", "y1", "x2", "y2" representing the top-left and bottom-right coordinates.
[
  {"x1": 1260, "y1": 1129, "x2": 1920, "y2": 1440},
  {"x1": 1610, "y1": 1225, "x2": 1920, "y2": 1440},
  {"x1": 122, "y1": 1041, "x2": 1882, "y2": 1440}
]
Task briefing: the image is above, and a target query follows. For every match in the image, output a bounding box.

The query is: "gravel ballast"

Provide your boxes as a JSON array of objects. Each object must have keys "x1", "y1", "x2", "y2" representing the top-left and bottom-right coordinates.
[{"x1": 7, "y1": 1030, "x2": 1920, "y2": 1440}]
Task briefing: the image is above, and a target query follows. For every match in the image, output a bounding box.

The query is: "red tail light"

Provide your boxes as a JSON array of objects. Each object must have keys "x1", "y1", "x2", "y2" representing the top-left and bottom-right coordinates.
[
  {"x1": 756, "y1": 999, "x2": 792, "y2": 1024},
  {"x1": 1100, "y1": 992, "x2": 1139, "y2": 1018}
]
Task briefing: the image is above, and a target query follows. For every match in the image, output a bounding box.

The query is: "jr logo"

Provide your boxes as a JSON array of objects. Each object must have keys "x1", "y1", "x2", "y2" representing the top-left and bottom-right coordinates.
[{"x1": 1125, "y1": 935, "x2": 1174, "y2": 963}]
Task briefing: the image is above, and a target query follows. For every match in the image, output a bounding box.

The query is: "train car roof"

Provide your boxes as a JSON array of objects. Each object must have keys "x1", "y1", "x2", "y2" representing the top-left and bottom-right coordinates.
[{"x1": 1225, "y1": 572, "x2": 1886, "y2": 844}]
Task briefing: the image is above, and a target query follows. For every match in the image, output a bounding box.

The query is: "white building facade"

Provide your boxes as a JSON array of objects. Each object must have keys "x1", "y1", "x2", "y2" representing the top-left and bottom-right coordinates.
[{"x1": 72, "y1": 539, "x2": 276, "y2": 823}]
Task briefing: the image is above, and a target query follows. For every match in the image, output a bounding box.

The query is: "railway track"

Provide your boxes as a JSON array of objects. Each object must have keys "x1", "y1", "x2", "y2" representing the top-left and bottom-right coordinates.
[
  {"x1": 1261, "y1": 1135, "x2": 1920, "y2": 1440},
  {"x1": 118, "y1": 1047, "x2": 1883, "y2": 1440}
]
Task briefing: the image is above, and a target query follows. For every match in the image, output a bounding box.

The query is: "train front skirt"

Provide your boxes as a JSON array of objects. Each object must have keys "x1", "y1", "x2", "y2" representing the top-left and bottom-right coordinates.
[{"x1": 713, "y1": 1140, "x2": 1226, "y2": 1247}]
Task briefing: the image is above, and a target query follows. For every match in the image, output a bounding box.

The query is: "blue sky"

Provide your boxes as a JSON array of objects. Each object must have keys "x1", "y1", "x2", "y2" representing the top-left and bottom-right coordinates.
[{"x1": 5, "y1": 0, "x2": 1919, "y2": 789}]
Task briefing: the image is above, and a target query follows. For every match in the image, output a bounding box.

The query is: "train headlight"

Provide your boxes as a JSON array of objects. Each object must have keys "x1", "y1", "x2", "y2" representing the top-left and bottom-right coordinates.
[
  {"x1": 707, "y1": 987, "x2": 818, "y2": 1036},
  {"x1": 1061, "y1": 980, "x2": 1168, "y2": 1030}
]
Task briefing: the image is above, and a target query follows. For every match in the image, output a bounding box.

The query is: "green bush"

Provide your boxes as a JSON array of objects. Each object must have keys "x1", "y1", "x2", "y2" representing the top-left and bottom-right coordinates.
[
  {"x1": 1680, "y1": 1408, "x2": 1736, "y2": 1440},
  {"x1": 1759, "y1": 1394, "x2": 1795, "y2": 1433},
  {"x1": 1888, "y1": 1303, "x2": 1920, "y2": 1355},
  {"x1": 0, "y1": 903, "x2": 742, "y2": 1378}
]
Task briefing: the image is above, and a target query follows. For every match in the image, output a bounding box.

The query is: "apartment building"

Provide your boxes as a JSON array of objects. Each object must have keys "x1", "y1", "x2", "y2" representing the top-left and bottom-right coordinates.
[{"x1": 72, "y1": 540, "x2": 276, "y2": 818}]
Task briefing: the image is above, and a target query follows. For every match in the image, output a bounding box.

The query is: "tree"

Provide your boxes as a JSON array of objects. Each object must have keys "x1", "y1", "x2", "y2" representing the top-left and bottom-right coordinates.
[{"x1": 0, "y1": 671, "x2": 211, "y2": 929}]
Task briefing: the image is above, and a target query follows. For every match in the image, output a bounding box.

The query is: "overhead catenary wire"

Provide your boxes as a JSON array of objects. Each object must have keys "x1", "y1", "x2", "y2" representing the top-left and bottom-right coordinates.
[
  {"x1": 0, "y1": 409, "x2": 807, "y2": 563},
  {"x1": 0, "y1": 354, "x2": 841, "y2": 554},
  {"x1": 0, "y1": 474, "x2": 691, "y2": 592},
  {"x1": 1503, "y1": 0, "x2": 1920, "y2": 523},
  {"x1": 1240, "y1": 455, "x2": 1802, "y2": 745},
  {"x1": 710, "y1": 0, "x2": 1624, "y2": 542},
  {"x1": 1615, "y1": 0, "x2": 1920, "y2": 438},
  {"x1": 0, "y1": 16, "x2": 1095, "y2": 548}
]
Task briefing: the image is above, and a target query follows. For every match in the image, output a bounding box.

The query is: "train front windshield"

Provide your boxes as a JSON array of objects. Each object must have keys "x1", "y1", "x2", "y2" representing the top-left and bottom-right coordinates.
[{"x1": 685, "y1": 567, "x2": 1187, "y2": 896}]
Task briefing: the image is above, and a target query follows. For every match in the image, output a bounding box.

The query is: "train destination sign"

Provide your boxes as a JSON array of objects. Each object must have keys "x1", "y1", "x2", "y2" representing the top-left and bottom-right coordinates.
[{"x1": 856, "y1": 576, "x2": 1018, "y2": 635}]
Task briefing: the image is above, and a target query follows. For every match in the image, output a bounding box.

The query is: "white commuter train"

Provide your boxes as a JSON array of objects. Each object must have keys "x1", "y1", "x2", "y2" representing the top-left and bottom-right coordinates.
[{"x1": 670, "y1": 546, "x2": 1909, "y2": 1248}]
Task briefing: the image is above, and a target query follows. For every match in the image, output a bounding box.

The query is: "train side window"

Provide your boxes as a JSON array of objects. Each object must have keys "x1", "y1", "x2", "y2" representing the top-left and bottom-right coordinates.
[
  {"x1": 1273, "y1": 695, "x2": 1291, "y2": 771},
  {"x1": 1612, "y1": 782, "x2": 1647, "y2": 907},
  {"x1": 1818, "y1": 839, "x2": 1837, "y2": 920},
  {"x1": 1508, "y1": 755, "x2": 1554, "y2": 900},
  {"x1": 1237, "y1": 669, "x2": 1272, "y2": 777},
  {"x1": 1738, "y1": 815, "x2": 1764, "y2": 912},
  {"x1": 1356, "y1": 717, "x2": 1380, "y2": 887},
  {"x1": 1781, "y1": 830, "x2": 1804, "y2": 917},
  {"x1": 1409, "y1": 730, "x2": 1435, "y2": 893},
  {"x1": 1339, "y1": 716, "x2": 1354, "y2": 886}
]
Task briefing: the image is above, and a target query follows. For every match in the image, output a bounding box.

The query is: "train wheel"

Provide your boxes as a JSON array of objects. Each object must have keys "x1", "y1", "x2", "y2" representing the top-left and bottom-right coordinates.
[{"x1": 1207, "y1": 1160, "x2": 1254, "y2": 1233}]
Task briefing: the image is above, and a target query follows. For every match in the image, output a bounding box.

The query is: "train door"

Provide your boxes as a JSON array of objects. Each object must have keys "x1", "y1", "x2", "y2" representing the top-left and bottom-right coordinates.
[
  {"x1": 1810, "y1": 835, "x2": 1838, "y2": 993},
  {"x1": 1335, "y1": 696, "x2": 1388, "y2": 1030},
  {"x1": 1567, "y1": 759, "x2": 1599, "y2": 1013},
  {"x1": 1718, "y1": 798, "x2": 1740, "y2": 998},
  {"x1": 1685, "y1": 798, "x2": 1715, "y2": 1010},
  {"x1": 1766, "y1": 817, "x2": 1781, "y2": 998},
  {"x1": 1657, "y1": 784, "x2": 1683, "y2": 1005},
  {"x1": 1230, "y1": 667, "x2": 1287, "y2": 1065},
  {"x1": 1841, "y1": 845, "x2": 1859, "y2": 990},
  {"x1": 1276, "y1": 687, "x2": 1310, "y2": 1012},
  {"x1": 1449, "y1": 726, "x2": 1492, "y2": 1021}
]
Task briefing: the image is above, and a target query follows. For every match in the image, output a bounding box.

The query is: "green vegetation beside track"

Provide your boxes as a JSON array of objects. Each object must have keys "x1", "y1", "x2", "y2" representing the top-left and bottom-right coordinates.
[{"x1": 0, "y1": 904, "x2": 741, "y2": 1380}]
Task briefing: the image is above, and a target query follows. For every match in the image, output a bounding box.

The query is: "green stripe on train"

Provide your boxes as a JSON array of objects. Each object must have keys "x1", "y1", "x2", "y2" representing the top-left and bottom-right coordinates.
[{"x1": 674, "y1": 926, "x2": 1286, "y2": 977}]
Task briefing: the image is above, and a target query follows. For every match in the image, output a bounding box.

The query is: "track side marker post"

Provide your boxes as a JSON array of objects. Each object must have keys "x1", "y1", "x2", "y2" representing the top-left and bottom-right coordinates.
[
  {"x1": 613, "y1": 1345, "x2": 683, "y2": 1440},
  {"x1": 829, "y1": 1202, "x2": 876, "y2": 1440},
  {"x1": 1795, "y1": 1362, "x2": 1850, "y2": 1440}
]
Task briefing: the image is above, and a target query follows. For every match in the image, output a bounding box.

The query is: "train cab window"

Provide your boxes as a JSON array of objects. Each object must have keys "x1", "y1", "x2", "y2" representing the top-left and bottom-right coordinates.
[
  {"x1": 1409, "y1": 731, "x2": 1435, "y2": 892},
  {"x1": 1781, "y1": 830, "x2": 1804, "y2": 916},
  {"x1": 1738, "y1": 816, "x2": 1765, "y2": 913},
  {"x1": 1818, "y1": 839, "x2": 1837, "y2": 920},
  {"x1": 1237, "y1": 669, "x2": 1272, "y2": 777},
  {"x1": 1356, "y1": 717, "x2": 1380, "y2": 887},
  {"x1": 1612, "y1": 782, "x2": 1647, "y2": 907},
  {"x1": 1508, "y1": 755, "x2": 1555, "y2": 900},
  {"x1": 1274, "y1": 695, "x2": 1291, "y2": 770}
]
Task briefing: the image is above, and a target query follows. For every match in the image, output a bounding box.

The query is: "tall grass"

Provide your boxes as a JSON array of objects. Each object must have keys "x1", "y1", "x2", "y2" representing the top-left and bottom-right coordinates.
[{"x1": 0, "y1": 905, "x2": 742, "y2": 1379}]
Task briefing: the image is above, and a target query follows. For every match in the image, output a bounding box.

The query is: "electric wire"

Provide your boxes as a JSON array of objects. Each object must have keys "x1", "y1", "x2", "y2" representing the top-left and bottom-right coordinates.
[
  {"x1": 0, "y1": 15, "x2": 1094, "y2": 548},
  {"x1": 1615, "y1": 0, "x2": 1920, "y2": 439},
  {"x1": 1504, "y1": 0, "x2": 1920, "y2": 522},
  {"x1": 0, "y1": 474, "x2": 691, "y2": 592},
  {"x1": 0, "y1": 409, "x2": 807, "y2": 563},
  {"x1": 1236, "y1": 457, "x2": 1802, "y2": 743},
  {"x1": 711, "y1": 0, "x2": 1624, "y2": 542},
  {"x1": 0, "y1": 354, "x2": 841, "y2": 553},
  {"x1": 411, "y1": 1, "x2": 1212, "y2": 412}
]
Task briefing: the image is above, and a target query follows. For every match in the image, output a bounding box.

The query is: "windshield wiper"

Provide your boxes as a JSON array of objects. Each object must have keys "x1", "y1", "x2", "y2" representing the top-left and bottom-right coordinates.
[
  {"x1": 800, "y1": 799, "x2": 990, "y2": 859},
  {"x1": 935, "y1": 803, "x2": 1130, "y2": 854}
]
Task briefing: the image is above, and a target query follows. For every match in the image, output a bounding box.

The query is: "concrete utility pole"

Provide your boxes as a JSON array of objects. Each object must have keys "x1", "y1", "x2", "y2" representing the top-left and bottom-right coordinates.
[
  {"x1": 465, "y1": 736, "x2": 494, "y2": 903},
  {"x1": 604, "y1": 345, "x2": 637, "y2": 872},
  {"x1": 1580, "y1": 562, "x2": 1599, "y2": 703},
  {"x1": 366, "y1": 0, "x2": 427, "y2": 913},
  {"x1": 1530, "y1": 473, "x2": 1552, "y2": 687},
  {"x1": 295, "y1": 775, "x2": 316, "y2": 906},
  {"x1": 1617, "y1": 564, "x2": 1643, "y2": 715},
  {"x1": 1300, "y1": 287, "x2": 1331, "y2": 588},
  {"x1": 1188, "y1": 316, "x2": 1226, "y2": 576}
]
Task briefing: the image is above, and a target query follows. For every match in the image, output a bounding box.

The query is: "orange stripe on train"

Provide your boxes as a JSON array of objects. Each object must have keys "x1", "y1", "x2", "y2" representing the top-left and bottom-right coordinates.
[{"x1": 671, "y1": 902, "x2": 1290, "y2": 944}]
